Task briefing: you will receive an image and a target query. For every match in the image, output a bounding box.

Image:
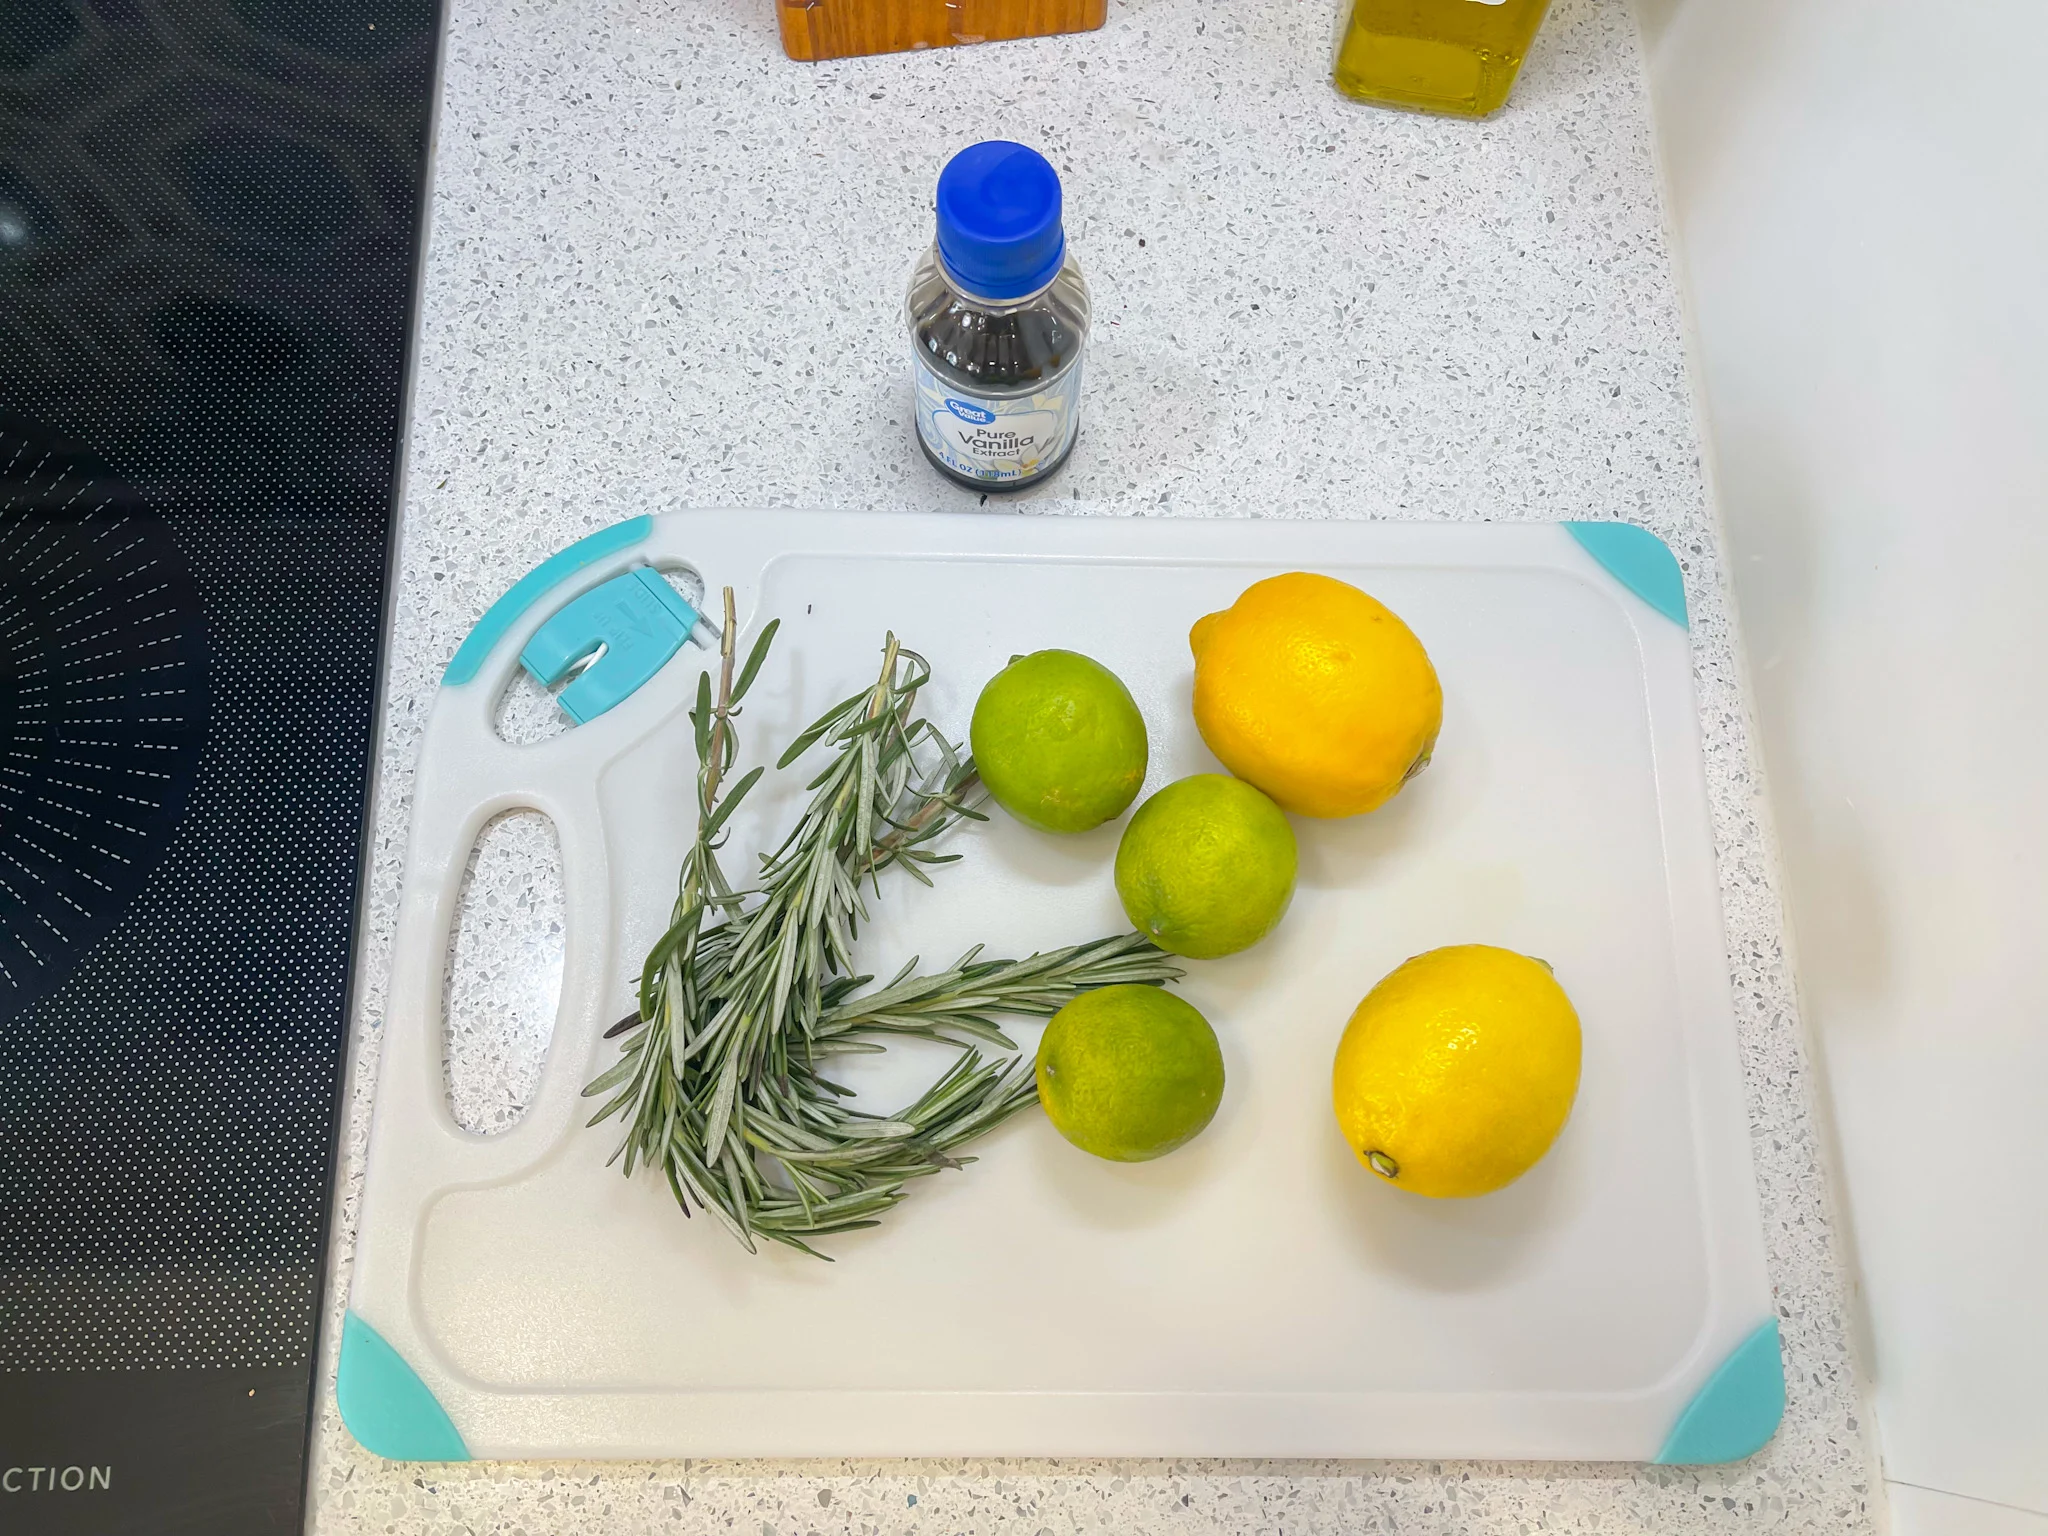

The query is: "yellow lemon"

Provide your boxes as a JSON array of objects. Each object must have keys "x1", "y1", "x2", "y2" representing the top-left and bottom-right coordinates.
[
  {"x1": 1332, "y1": 945, "x2": 1581, "y2": 1198},
  {"x1": 1190, "y1": 572, "x2": 1441, "y2": 818}
]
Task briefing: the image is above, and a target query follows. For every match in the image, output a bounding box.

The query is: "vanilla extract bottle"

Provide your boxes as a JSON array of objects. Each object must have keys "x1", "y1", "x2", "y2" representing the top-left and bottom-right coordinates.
[{"x1": 907, "y1": 141, "x2": 1091, "y2": 491}]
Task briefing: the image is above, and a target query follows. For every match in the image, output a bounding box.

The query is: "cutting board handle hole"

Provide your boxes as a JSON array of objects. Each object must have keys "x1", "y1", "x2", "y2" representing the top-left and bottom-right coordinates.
[
  {"x1": 442, "y1": 809, "x2": 565, "y2": 1135},
  {"x1": 494, "y1": 667, "x2": 572, "y2": 744},
  {"x1": 649, "y1": 561, "x2": 707, "y2": 615}
]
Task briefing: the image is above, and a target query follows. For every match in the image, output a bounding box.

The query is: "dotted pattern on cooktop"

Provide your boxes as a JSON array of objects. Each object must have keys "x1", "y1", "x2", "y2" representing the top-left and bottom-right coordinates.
[
  {"x1": 0, "y1": 0, "x2": 440, "y2": 1373},
  {"x1": 0, "y1": 428, "x2": 210, "y2": 1027}
]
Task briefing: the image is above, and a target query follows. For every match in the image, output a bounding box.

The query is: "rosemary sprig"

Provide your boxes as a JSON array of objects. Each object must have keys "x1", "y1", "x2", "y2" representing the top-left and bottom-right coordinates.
[{"x1": 585, "y1": 594, "x2": 1181, "y2": 1257}]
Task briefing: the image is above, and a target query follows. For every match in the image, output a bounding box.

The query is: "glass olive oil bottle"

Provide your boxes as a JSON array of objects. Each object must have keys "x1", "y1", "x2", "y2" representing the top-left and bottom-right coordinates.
[{"x1": 1333, "y1": 0, "x2": 1551, "y2": 118}]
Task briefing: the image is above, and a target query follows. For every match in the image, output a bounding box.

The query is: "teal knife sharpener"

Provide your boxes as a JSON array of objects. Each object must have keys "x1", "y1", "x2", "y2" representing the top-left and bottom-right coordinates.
[{"x1": 520, "y1": 566, "x2": 705, "y2": 723}]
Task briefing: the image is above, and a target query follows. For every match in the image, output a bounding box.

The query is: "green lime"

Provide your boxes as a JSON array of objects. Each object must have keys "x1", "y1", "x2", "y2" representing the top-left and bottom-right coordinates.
[
  {"x1": 969, "y1": 649, "x2": 1148, "y2": 834},
  {"x1": 1114, "y1": 774, "x2": 1297, "y2": 959},
  {"x1": 1036, "y1": 985, "x2": 1225, "y2": 1162}
]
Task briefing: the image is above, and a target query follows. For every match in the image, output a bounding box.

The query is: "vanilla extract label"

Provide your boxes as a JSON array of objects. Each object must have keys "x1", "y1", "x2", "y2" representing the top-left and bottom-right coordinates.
[{"x1": 913, "y1": 358, "x2": 1081, "y2": 485}]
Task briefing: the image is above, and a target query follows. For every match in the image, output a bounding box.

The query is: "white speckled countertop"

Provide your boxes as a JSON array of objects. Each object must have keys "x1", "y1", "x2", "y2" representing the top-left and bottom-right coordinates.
[{"x1": 313, "y1": 0, "x2": 1877, "y2": 1527}]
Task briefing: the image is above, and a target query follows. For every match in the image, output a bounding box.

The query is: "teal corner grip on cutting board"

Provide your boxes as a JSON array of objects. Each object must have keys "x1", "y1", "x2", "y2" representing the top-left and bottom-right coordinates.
[
  {"x1": 442, "y1": 515, "x2": 655, "y2": 685},
  {"x1": 1565, "y1": 521, "x2": 1689, "y2": 629},
  {"x1": 336, "y1": 1311, "x2": 470, "y2": 1462},
  {"x1": 1654, "y1": 1317, "x2": 1785, "y2": 1464}
]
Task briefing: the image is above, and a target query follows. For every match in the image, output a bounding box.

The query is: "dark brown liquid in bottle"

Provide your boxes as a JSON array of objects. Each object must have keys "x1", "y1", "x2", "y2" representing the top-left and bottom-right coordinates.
[{"x1": 915, "y1": 304, "x2": 1079, "y2": 393}]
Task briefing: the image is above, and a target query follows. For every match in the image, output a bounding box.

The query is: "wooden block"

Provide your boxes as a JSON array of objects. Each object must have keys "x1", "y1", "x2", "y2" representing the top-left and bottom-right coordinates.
[{"x1": 776, "y1": 0, "x2": 1107, "y2": 61}]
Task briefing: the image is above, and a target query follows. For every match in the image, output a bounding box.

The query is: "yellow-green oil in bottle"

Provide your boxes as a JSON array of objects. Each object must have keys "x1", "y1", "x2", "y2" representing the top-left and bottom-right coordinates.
[{"x1": 1333, "y1": 0, "x2": 1551, "y2": 118}]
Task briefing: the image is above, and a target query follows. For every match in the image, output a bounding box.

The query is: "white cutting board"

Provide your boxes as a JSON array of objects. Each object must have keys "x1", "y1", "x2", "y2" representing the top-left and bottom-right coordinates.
[{"x1": 340, "y1": 510, "x2": 1778, "y2": 1464}]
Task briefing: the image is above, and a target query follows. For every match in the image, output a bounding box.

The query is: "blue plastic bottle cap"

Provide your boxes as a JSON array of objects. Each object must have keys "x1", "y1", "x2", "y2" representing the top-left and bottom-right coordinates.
[{"x1": 935, "y1": 141, "x2": 1066, "y2": 302}]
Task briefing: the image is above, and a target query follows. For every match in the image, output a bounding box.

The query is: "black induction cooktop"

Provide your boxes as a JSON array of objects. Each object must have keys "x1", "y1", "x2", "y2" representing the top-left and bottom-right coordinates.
[{"x1": 1, "y1": 2, "x2": 442, "y2": 1530}]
